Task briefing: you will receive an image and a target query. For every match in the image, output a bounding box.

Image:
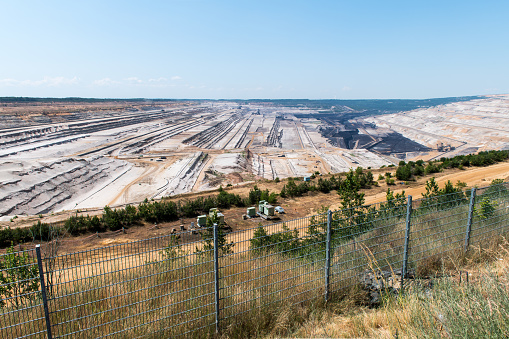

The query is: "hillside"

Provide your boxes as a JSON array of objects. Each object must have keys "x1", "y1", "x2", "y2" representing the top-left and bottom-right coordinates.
[{"x1": 289, "y1": 237, "x2": 509, "y2": 338}]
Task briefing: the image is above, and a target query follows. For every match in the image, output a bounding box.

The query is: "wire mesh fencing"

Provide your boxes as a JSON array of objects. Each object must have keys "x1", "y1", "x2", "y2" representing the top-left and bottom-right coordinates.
[
  {"x1": 1, "y1": 182, "x2": 509, "y2": 338},
  {"x1": 0, "y1": 246, "x2": 45, "y2": 339}
]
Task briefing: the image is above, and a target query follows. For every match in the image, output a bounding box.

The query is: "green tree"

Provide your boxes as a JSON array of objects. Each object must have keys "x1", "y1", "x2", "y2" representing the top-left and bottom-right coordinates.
[
  {"x1": 474, "y1": 196, "x2": 496, "y2": 220},
  {"x1": 413, "y1": 165, "x2": 424, "y2": 176},
  {"x1": 338, "y1": 169, "x2": 365, "y2": 210},
  {"x1": 483, "y1": 179, "x2": 508, "y2": 199},
  {"x1": 420, "y1": 178, "x2": 466, "y2": 211},
  {"x1": 396, "y1": 164, "x2": 412, "y2": 181},
  {"x1": 250, "y1": 225, "x2": 272, "y2": 253},
  {"x1": 307, "y1": 205, "x2": 329, "y2": 238},
  {"x1": 198, "y1": 211, "x2": 233, "y2": 255},
  {"x1": 0, "y1": 244, "x2": 39, "y2": 308},
  {"x1": 269, "y1": 223, "x2": 299, "y2": 255},
  {"x1": 102, "y1": 206, "x2": 122, "y2": 230},
  {"x1": 250, "y1": 223, "x2": 300, "y2": 257},
  {"x1": 378, "y1": 188, "x2": 407, "y2": 217},
  {"x1": 335, "y1": 170, "x2": 368, "y2": 240},
  {"x1": 249, "y1": 185, "x2": 263, "y2": 204}
]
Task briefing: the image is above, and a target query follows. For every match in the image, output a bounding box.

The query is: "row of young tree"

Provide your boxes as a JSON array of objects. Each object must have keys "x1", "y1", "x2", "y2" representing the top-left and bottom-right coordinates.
[
  {"x1": 280, "y1": 167, "x2": 375, "y2": 198},
  {"x1": 394, "y1": 150, "x2": 509, "y2": 181},
  {"x1": 0, "y1": 186, "x2": 264, "y2": 248}
]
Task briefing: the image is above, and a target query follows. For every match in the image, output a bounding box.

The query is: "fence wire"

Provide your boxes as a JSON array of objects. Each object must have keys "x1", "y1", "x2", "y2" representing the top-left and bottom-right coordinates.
[
  {"x1": 0, "y1": 248, "x2": 45, "y2": 339},
  {"x1": 1, "y1": 183, "x2": 509, "y2": 338}
]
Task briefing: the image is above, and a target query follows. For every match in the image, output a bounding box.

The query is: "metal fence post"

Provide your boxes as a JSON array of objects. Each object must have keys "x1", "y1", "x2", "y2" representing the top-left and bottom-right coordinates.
[
  {"x1": 401, "y1": 195, "x2": 412, "y2": 291},
  {"x1": 324, "y1": 210, "x2": 332, "y2": 303},
  {"x1": 35, "y1": 245, "x2": 53, "y2": 339},
  {"x1": 465, "y1": 188, "x2": 477, "y2": 251},
  {"x1": 213, "y1": 223, "x2": 220, "y2": 334}
]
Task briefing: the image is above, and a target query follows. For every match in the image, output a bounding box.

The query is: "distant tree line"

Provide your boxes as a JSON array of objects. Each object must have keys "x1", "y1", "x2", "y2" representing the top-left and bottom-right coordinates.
[
  {"x1": 0, "y1": 186, "x2": 272, "y2": 248},
  {"x1": 0, "y1": 97, "x2": 178, "y2": 103}
]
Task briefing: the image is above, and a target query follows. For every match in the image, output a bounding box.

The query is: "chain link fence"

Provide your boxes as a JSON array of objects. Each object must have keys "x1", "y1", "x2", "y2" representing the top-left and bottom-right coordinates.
[{"x1": 1, "y1": 182, "x2": 509, "y2": 338}]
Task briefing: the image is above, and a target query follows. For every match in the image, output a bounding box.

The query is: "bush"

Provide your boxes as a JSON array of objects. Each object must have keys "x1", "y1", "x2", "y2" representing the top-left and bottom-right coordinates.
[
  {"x1": 424, "y1": 163, "x2": 441, "y2": 175},
  {"x1": 249, "y1": 186, "x2": 263, "y2": 204},
  {"x1": 250, "y1": 223, "x2": 299, "y2": 256},
  {"x1": 102, "y1": 206, "x2": 124, "y2": 231},
  {"x1": 420, "y1": 178, "x2": 466, "y2": 211},
  {"x1": 396, "y1": 165, "x2": 412, "y2": 181},
  {"x1": 474, "y1": 196, "x2": 496, "y2": 220},
  {"x1": 64, "y1": 215, "x2": 105, "y2": 235},
  {"x1": 413, "y1": 165, "x2": 424, "y2": 176},
  {"x1": 0, "y1": 244, "x2": 39, "y2": 308}
]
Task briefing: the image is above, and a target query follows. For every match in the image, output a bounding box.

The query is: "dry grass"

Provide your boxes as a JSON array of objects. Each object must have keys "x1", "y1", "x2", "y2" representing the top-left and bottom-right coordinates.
[{"x1": 289, "y1": 237, "x2": 509, "y2": 339}]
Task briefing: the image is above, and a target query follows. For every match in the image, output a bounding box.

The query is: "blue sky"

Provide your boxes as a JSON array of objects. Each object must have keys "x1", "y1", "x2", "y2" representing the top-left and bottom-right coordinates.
[{"x1": 1, "y1": 0, "x2": 508, "y2": 99}]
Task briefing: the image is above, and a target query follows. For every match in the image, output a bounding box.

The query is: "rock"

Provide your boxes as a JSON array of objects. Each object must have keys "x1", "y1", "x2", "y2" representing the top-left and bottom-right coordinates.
[{"x1": 360, "y1": 269, "x2": 406, "y2": 306}]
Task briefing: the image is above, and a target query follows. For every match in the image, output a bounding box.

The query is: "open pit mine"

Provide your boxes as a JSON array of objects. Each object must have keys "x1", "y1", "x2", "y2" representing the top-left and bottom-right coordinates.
[{"x1": 1, "y1": 95, "x2": 508, "y2": 218}]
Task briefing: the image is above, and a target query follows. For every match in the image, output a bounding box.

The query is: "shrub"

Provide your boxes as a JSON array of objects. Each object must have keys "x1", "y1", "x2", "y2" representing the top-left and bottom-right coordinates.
[
  {"x1": 420, "y1": 178, "x2": 466, "y2": 211},
  {"x1": 396, "y1": 165, "x2": 412, "y2": 181},
  {"x1": 474, "y1": 196, "x2": 496, "y2": 220},
  {"x1": 0, "y1": 244, "x2": 39, "y2": 308}
]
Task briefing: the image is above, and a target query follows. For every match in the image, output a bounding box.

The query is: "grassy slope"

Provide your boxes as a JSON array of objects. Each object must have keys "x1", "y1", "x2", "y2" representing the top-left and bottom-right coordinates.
[
  {"x1": 287, "y1": 237, "x2": 509, "y2": 338},
  {"x1": 1, "y1": 183, "x2": 508, "y2": 338}
]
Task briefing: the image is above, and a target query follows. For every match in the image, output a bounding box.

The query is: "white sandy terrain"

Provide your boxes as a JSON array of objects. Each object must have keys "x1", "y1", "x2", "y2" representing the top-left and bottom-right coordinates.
[
  {"x1": 365, "y1": 95, "x2": 509, "y2": 157},
  {"x1": 2, "y1": 97, "x2": 506, "y2": 217}
]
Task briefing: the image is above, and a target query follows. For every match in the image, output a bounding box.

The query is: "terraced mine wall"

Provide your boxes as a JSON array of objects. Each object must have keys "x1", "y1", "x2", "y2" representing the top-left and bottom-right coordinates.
[
  {"x1": 266, "y1": 117, "x2": 282, "y2": 148},
  {"x1": 0, "y1": 157, "x2": 128, "y2": 216},
  {"x1": 183, "y1": 112, "x2": 244, "y2": 149},
  {"x1": 0, "y1": 110, "x2": 177, "y2": 158},
  {"x1": 234, "y1": 118, "x2": 253, "y2": 149},
  {"x1": 156, "y1": 152, "x2": 209, "y2": 198}
]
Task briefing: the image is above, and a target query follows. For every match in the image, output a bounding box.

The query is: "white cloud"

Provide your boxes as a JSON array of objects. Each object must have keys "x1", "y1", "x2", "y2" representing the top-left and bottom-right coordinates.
[
  {"x1": 93, "y1": 78, "x2": 120, "y2": 86},
  {"x1": 148, "y1": 77, "x2": 167, "y2": 82},
  {"x1": 171, "y1": 76, "x2": 182, "y2": 81},
  {"x1": 342, "y1": 86, "x2": 352, "y2": 91},
  {"x1": 93, "y1": 77, "x2": 176, "y2": 87},
  {"x1": 125, "y1": 77, "x2": 143, "y2": 84},
  {"x1": 0, "y1": 76, "x2": 79, "y2": 87}
]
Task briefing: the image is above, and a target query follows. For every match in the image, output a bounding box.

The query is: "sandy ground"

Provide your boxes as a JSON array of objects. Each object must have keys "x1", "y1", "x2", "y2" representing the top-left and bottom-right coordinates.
[{"x1": 361, "y1": 161, "x2": 509, "y2": 206}]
